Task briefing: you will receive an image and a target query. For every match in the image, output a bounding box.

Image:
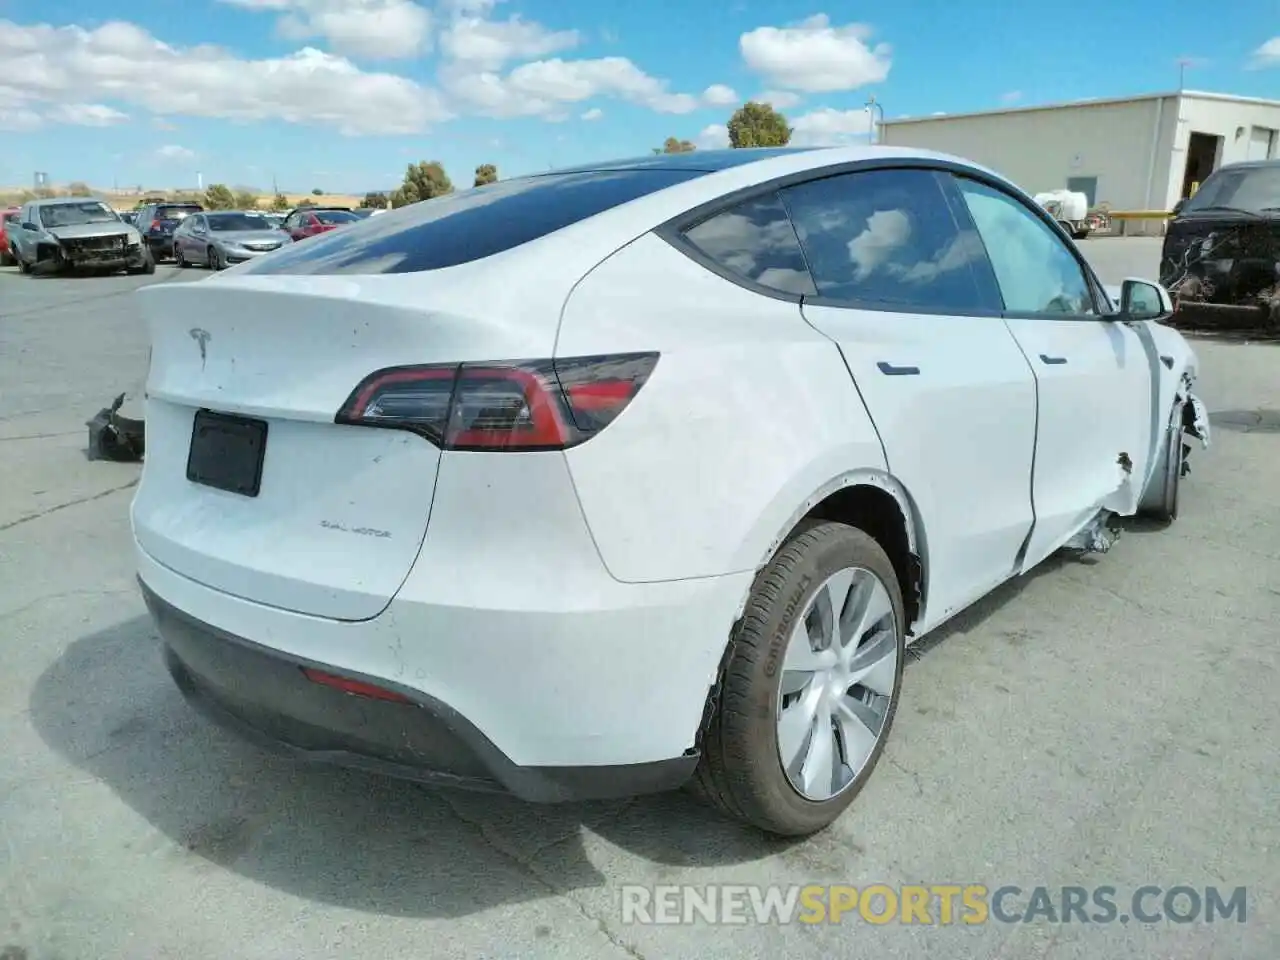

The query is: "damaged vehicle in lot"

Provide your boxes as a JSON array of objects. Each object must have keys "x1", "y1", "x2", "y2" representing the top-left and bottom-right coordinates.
[
  {"x1": 131, "y1": 146, "x2": 1210, "y2": 838},
  {"x1": 10, "y1": 197, "x2": 154, "y2": 276},
  {"x1": 1160, "y1": 158, "x2": 1280, "y2": 329}
]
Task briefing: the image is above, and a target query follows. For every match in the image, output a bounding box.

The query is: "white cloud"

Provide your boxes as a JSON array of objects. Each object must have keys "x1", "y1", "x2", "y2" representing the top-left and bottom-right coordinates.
[
  {"x1": 0, "y1": 107, "x2": 42, "y2": 131},
  {"x1": 702, "y1": 83, "x2": 738, "y2": 106},
  {"x1": 740, "y1": 15, "x2": 891, "y2": 92},
  {"x1": 46, "y1": 103, "x2": 130, "y2": 126},
  {"x1": 156, "y1": 144, "x2": 196, "y2": 161},
  {"x1": 758, "y1": 89, "x2": 801, "y2": 108},
  {"x1": 0, "y1": 19, "x2": 450, "y2": 135},
  {"x1": 1248, "y1": 36, "x2": 1280, "y2": 68},
  {"x1": 218, "y1": 0, "x2": 433, "y2": 60},
  {"x1": 1000, "y1": 90, "x2": 1022, "y2": 104},
  {"x1": 790, "y1": 106, "x2": 875, "y2": 146},
  {"x1": 439, "y1": 10, "x2": 579, "y2": 69},
  {"x1": 697, "y1": 123, "x2": 729, "y2": 148},
  {"x1": 580, "y1": 107, "x2": 603, "y2": 120},
  {"x1": 443, "y1": 56, "x2": 699, "y2": 118}
]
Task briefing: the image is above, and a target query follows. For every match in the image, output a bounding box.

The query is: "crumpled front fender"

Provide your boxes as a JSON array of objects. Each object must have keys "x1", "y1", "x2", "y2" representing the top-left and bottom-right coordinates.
[{"x1": 1184, "y1": 391, "x2": 1211, "y2": 450}]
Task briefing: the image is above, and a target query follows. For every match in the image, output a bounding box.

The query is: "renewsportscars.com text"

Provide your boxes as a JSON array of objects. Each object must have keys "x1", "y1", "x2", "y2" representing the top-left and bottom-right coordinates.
[{"x1": 620, "y1": 884, "x2": 1248, "y2": 925}]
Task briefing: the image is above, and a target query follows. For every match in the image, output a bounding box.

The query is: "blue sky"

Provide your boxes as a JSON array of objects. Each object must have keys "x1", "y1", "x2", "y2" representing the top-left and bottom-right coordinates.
[{"x1": 1, "y1": 0, "x2": 1277, "y2": 194}]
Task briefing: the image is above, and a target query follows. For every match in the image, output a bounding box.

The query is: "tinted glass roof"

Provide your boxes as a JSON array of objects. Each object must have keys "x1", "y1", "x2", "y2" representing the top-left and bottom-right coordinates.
[{"x1": 536, "y1": 147, "x2": 825, "y2": 176}]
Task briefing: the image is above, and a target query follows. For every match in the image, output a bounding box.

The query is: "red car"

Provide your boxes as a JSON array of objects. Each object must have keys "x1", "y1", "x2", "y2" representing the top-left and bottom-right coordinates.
[
  {"x1": 282, "y1": 207, "x2": 359, "y2": 241},
  {"x1": 1, "y1": 206, "x2": 20, "y2": 266}
]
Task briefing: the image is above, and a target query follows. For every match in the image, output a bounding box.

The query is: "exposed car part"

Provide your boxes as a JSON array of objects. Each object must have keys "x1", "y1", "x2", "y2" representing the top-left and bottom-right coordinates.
[
  {"x1": 1160, "y1": 162, "x2": 1280, "y2": 333},
  {"x1": 87, "y1": 393, "x2": 145, "y2": 462}
]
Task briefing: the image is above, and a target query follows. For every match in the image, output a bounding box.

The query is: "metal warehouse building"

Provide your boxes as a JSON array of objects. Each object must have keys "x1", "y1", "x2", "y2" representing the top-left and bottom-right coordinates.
[{"x1": 881, "y1": 90, "x2": 1280, "y2": 213}]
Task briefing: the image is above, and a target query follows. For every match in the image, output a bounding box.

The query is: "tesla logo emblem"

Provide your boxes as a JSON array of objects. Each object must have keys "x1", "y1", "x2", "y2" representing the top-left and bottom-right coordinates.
[{"x1": 189, "y1": 328, "x2": 211, "y2": 368}]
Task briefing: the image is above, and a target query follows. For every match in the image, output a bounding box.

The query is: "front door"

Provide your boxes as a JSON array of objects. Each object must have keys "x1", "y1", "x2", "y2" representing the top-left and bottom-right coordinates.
[
  {"x1": 782, "y1": 167, "x2": 1039, "y2": 628},
  {"x1": 950, "y1": 174, "x2": 1154, "y2": 570}
]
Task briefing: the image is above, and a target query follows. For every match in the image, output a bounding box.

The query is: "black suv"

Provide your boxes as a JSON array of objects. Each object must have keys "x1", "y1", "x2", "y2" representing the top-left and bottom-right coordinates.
[
  {"x1": 1160, "y1": 159, "x2": 1280, "y2": 326},
  {"x1": 135, "y1": 200, "x2": 204, "y2": 261}
]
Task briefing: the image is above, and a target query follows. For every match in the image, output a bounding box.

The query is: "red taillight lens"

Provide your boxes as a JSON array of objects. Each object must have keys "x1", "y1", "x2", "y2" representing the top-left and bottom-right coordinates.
[
  {"x1": 301, "y1": 668, "x2": 412, "y2": 703},
  {"x1": 336, "y1": 353, "x2": 658, "y2": 451},
  {"x1": 149, "y1": 220, "x2": 162, "y2": 231}
]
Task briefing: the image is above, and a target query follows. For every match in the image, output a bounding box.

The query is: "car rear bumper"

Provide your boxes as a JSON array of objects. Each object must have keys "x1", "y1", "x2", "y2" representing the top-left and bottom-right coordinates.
[
  {"x1": 135, "y1": 537, "x2": 751, "y2": 799},
  {"x1": 144, "y1": 580, "x2": 696, "y2": 800}
]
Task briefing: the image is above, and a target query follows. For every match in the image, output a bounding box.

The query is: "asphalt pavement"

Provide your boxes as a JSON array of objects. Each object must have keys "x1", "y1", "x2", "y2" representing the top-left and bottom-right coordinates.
[{"x1": 1, "y1": 240, "x2": 1277, "y2": 960}]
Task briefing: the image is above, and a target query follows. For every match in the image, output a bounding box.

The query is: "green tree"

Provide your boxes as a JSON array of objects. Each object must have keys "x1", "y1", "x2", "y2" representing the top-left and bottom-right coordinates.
[
  {"x1": 473, "y1": 163, "x2": 498, "y2": 186},
  {"x1": 727, "y1": 101, "x2": 792, "y2": 148},
  {"x1": 361, "y1": 191, "x2": 388, "y2": 208},
  {"x1": 657, "y1": 137, "x2": 695, "y2": 154},
  {"x1": 67, "y1": 181, "x2": 92, "y2": 196},
  {"x1": 390, "y1": 160, "x2": 453, "y2": 208},
  {"x1": 233, "y1": 189, "x2": 260, "y2": 210},
  {"x1": 270, "y1": 192, "x2": 290, "y2": 211},
  {"x1": 204, "y1": 184, "x2": 236, "y2": 209},
  {"x1": 311, "y1": 187, "x2": 324, "y2": 196}
]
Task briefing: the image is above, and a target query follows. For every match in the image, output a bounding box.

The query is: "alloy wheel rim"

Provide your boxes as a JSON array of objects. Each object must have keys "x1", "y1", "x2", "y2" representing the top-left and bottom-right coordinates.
[{"x1": 775, "y1": 565, "x2": 899, "y2": 802}]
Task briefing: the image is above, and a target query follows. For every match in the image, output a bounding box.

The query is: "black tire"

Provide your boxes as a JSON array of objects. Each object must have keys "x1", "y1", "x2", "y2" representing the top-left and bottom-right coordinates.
[
  {"x1": 691, "y1": 521, "x2": 906, "y2": 836},
  {"x1": 174, "y1": 245, "x2": 188, "y2": 268},
  {"x1": 208, "y1": 246, "x2": 223, "y2": 271},
  {"x1": 127, "y1": 249, "x2": 156, "y2": 276},
  {"x1": 17, "y1": 256, "x2": 30, "y2": 274},
  {"x1": 1140, "y1": 406, "x2": 1185, "y2": 524}
]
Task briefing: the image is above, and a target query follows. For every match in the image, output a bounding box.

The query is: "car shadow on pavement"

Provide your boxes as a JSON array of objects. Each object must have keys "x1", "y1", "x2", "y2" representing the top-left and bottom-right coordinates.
[{"x1": 29, "y1": 615, "x2": 805, "y2": 919}]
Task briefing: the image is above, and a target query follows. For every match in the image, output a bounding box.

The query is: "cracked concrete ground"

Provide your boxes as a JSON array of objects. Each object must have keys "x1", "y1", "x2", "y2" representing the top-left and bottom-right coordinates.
[{"x1": 2, "y1": 240, "x2": 1277, "y2": 960}]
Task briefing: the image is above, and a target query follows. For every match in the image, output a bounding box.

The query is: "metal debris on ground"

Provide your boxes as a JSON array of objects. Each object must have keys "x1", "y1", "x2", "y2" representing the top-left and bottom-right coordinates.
[{"x1": 87, "y1": 392, "x2": 145, "y2": 462}]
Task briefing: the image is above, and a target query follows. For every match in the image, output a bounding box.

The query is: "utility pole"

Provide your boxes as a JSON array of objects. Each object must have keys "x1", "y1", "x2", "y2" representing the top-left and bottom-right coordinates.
[
  {"x1": 865, "y1": 96, "x2": 885, "y2": 144},
  {"x1": 1177, "y1": 58, "x2": 1194, "y2": 91}
]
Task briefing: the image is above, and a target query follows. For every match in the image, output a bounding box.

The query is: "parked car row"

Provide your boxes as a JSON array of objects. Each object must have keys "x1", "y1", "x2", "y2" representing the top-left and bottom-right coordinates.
[{"x1": 0, "y1": 196, "x2": 368, "y2": 276}]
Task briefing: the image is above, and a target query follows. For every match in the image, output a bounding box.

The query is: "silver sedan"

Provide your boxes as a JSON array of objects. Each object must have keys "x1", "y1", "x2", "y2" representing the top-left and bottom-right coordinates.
[{"x1": 172, "y1": 210, "x2": 292, "y2": 270}]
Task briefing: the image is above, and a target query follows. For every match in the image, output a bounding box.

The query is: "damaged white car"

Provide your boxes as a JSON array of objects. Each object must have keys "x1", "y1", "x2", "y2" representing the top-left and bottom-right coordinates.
[{"x1": 131, "y1": 146, "x2": 1210, "y2": 839}]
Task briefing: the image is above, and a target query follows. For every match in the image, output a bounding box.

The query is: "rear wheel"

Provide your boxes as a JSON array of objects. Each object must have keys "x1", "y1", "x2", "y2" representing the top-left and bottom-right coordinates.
[{"x1": 692, "y1": 521, "x2": 905, "y2": 836}]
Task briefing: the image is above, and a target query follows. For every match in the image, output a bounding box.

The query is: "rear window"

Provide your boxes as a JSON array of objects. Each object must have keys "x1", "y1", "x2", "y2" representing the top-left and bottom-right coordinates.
[
  {"x1": 243, "y1": 168, "x2": 704, "y2": 276},
  {"x1": 156, "y1": 205, "x2": 201, "y2": 220}
]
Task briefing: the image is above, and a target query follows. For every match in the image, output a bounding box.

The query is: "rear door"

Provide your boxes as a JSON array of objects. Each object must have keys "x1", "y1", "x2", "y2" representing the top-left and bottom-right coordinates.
[
  {"x1": 786, "y1": 166, "x2": 1039, "y2": 627},
  {"x1": 948, "y1": 174, "x2": 1155, "y2": 569}
]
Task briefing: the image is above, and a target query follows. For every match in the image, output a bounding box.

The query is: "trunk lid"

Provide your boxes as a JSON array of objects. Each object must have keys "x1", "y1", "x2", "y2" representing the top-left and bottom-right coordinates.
[{"x1": 132, "y1": 269, "x2": 564, "y2": 621}]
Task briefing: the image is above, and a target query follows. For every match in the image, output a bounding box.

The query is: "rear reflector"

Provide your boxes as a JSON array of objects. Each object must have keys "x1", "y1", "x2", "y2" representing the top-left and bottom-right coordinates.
[
  {"x1": 336, "y1": 352, "x2": 658, "y2": 451},
  {"x1": 301, "y1": 668, "x2": 412, "y2": 703}
]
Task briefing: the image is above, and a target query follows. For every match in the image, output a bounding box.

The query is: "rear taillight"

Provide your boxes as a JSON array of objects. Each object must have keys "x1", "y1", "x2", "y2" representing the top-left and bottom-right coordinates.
[
  {"x1": 149, "y1": 219, "x2": 162, "y2": 232},
  {"x1": 336, "y1": 353, "x2": 658, "y2": 451}
]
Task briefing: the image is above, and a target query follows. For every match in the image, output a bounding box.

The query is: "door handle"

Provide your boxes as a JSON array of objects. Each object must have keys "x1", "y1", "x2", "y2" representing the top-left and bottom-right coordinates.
[
  {"x1": 1039, "y1": 354, "x2": 1068, "y2": 365},
  {"x1": 877, "y1": 361, "x2": 920, "y2": 376}
]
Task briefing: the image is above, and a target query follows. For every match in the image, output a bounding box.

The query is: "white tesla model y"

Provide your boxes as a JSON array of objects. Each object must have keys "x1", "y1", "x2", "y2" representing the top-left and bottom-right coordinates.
[{"x1": 132, "y1": 146, "x2": 1210, "y2": 836}]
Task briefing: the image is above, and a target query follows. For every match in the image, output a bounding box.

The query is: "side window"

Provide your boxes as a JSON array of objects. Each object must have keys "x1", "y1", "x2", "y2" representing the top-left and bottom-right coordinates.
[
  {"x1": 283, "y1": 213, "x2": 297, "y2": 229},
  {"x1": 779, "y1": 168, "x2": 996, "y2": 312},
  {"x1": 954, "y1": 177, "x2": 1096, "y2": 316},
  {"x1": 681, "y1": 192, "x2": 816, "y2": 296}
]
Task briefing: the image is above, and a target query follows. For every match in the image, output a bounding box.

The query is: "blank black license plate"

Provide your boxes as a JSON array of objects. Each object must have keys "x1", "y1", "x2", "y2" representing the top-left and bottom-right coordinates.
[{"x1": 186, "y1": 410, "x2": 268, "y2": 497}]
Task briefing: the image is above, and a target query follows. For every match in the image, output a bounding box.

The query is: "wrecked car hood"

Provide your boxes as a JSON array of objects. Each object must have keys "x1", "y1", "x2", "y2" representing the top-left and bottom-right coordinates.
[{"x1": 47, "y1": 222, "x2": 136, "y2": 241}]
